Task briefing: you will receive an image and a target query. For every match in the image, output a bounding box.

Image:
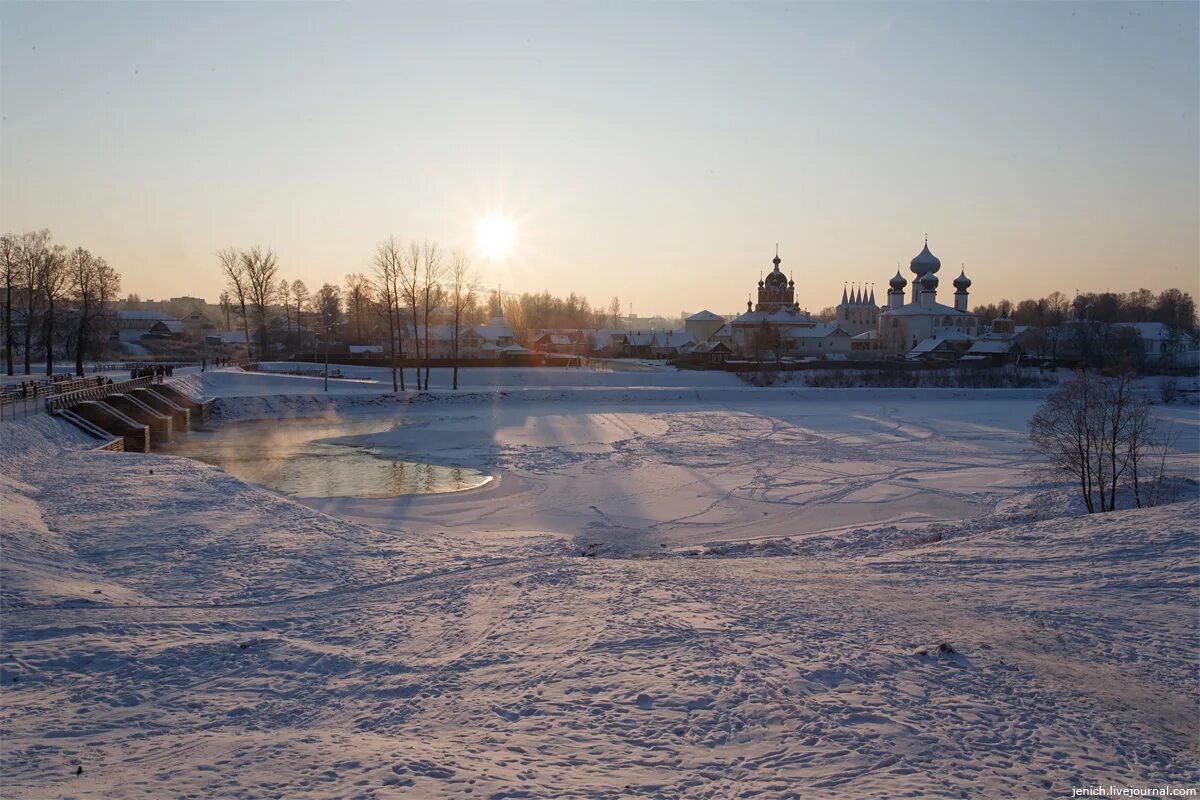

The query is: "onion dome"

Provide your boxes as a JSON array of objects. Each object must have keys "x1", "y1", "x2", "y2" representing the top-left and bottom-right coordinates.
[
  {"x1": 889, "y1": 270, "x2": 907, "y2": 290},
  {"x1": 953, "y1": 269, "x2": 971, "y2": 291},
  {"x1": 920, "y1": 271, "x2": 939, "y2": 289},
  {"x1": 909, "y1": 237, "x2": 941, "y2": 275},
  {"x1": 764, "y1": 263, "x2": 789, "y2": 289}
]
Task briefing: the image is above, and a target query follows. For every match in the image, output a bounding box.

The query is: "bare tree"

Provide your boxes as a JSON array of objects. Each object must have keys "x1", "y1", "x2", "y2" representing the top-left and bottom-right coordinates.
[
  {"x1": 291, "y1": 279, "x2": 309, "y2": 345},
  {"x1": 1029, "y1": 372, "x2": 1160, "y2": 513},
  {"x1": 448, "y1": 250, "x2": 478, "y2": 390},
  {"x1": 400, "y1": 241, "x2": 424, "y2": 390},
  {"x1": 19, "y1": 230, "x2": 52, "y2": 374},
  {"x1": 68, "y1": 248, "x2": 121, "y2": 375},
  {"x1": 312, "y1": 283, "x2": 342, "y2": 366},
  {"x1": 372, "y1": 237, "x2": 406, "y2": 392},
  {"x1": 419, "y1": 241, "x2": 445, "y2": 389},
  {"x1": 1, "y1": 234, "x2": 16, "y2": 375},
  {"x1": 218, "y1": 248, "x2": 252, "y2": 360},
  {"x1": 39, "y1": 240, "x2": 69, "y2": 376},
  {"x1": 344, "y1": 272, "x2": 373, "y2": 344},
  {"x1": 241, "y1": 246, "x2": 278, "y2": 357},
  {"x1": 278, "y1": 278, "x2": 293, "y2": 350},
  {"x1": 218, "y1": 290, "x2": 233, "y2": 332}
]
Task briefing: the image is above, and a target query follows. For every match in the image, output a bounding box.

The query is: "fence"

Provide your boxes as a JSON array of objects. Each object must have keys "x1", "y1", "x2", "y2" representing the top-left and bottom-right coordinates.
[{"x1": 0, "y1": 375, "x2": 113, "y2": 422}]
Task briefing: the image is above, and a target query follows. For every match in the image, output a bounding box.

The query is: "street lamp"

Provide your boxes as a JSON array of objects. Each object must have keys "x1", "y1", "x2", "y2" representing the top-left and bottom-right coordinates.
[{"x1": 323, "y1": 319, "x2": 344, "y2": 392}]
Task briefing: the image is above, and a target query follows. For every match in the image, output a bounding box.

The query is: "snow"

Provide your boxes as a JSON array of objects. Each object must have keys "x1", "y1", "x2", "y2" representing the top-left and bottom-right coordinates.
[{"x1": 2, "y1": 367, "x2": 1198, "y2": 798}]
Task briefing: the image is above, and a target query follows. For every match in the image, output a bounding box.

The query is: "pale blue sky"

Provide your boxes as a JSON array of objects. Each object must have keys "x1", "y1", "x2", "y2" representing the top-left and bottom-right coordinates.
[{"x1": 2, "y1": 1, "x2": 1197, "y2": 314}]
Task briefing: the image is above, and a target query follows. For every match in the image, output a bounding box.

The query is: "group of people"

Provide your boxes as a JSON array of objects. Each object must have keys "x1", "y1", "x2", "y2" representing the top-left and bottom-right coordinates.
[{"x1": 131, "y1": 365, "x2": 174, "y2": 381}]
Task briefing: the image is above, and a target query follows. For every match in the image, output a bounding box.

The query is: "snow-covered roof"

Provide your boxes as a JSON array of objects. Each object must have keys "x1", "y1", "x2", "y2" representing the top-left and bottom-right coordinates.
[
  {"x1": 348, "y1": 345, "x2": 384, "y2": 354},
  {"x1": 909, "y1": 332, "x2": 972, "y2": 353},
  {"x1": 654, "y1": 330, "x2": 696, "y2": 348},
  {"x1": 965, "y1": 339, "x2": 1017, "y2": 354},
  {"x1": 785, "y1": 324, "x2": 849, "y2": 339},
  {"x1": 118, "y1": 309, "x2": 178, "y2": 322},
  {"x1": 499, "y1": 343, "x2": 531, "y2": 353},
  {"x1": 732, "y1": 307, "x2": 812, "y2": 326},
  {"x1": 693, "y1": 340, "x2": 731, "y2": 353},
  {"x1": 152, "y1": 319, "x2": 184, "y2": 334},
  {"x1": 685, "y1": 310, "x2": 725, "y2": 322},
  {"x1": 468, "y1": 324, "x2": 514, "y2": 342},
  {"x1": 851, "y1": 330, "x2": 878, "y2": 340},
  {"x1": 881, "y1": 301, "x2": 972, "y2": 318},
  {"x1": 1114, "y1": 322, "x2": 1174, "y2": 341},
  {"x1": 626, "y1": 332, "x2": 655, "y2": 347}
]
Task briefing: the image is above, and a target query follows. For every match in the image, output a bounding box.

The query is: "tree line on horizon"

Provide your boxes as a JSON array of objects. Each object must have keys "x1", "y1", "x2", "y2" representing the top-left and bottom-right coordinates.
[
  {"x1": 1, "y1": 229, "x2": 122, "y2": 378},
  {"x1": 815, "y1": 287, "x2": 1196, "y2": 331},
  {"x1": 217, "y1": 238, "x2": 626, "y2": 392}
]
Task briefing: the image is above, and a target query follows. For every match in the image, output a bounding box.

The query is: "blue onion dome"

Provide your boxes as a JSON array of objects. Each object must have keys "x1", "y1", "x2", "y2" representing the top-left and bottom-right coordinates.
[
  {"x1": 910, "y1": 240, "x2": 941, "y2": 275},
  {"x1": 889, "y1": 269, "x2": 908, "y2": 290},
  {"x1": 920, "y1": 271, "x2": 939, "y2": 289},
  {"x1": 953, "y1": 269, "x2": 971, "y2": 290}
]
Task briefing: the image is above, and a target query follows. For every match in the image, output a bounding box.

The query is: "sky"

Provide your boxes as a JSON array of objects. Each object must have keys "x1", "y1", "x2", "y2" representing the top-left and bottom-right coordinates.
[{"x1": 2, "y1": 1, "x2": 1197, "y2": 316}]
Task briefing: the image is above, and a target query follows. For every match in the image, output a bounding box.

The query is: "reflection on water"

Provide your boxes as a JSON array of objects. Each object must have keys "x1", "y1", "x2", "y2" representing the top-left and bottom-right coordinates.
[{"x1": 163, "y1": 416, "x2": 491, "y2": 498}]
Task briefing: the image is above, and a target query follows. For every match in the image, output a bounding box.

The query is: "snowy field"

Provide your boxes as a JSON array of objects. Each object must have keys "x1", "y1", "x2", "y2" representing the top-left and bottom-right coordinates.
[{"x1": 1, "y1": 366, "x2": 1198, "y2": 798}]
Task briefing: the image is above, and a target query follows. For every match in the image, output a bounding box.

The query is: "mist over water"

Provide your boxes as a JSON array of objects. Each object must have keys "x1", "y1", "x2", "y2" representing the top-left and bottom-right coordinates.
[{"x1": 163, "y1": 416, "x2": 491, "y2": 498}]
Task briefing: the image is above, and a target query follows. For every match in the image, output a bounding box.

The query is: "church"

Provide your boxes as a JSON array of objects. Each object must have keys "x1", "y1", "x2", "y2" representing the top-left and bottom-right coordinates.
[
  {"x1": 720, "y1": 239, "x2": 980, "y2": 358},
  {"x1": 878, "y1": 239, "x2": 979, "y2": 353},
  {"x1": 728, "y1": 250, "x2": 852, "y2": 357}
]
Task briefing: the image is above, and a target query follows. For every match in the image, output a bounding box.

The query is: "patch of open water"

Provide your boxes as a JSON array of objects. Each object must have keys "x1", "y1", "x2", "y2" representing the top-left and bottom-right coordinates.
[{"x1": 163, "y1": 416, "x2": 491, "y2": 498}]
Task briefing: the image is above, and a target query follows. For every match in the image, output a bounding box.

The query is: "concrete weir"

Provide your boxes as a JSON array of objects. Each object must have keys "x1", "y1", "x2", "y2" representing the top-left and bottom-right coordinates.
[
  {"x1": 53, "y1": 377, "x2": 211, "y2": 452},
  {"x1": 146, "y1": 384, "x2": 213, "y2": 423},
  {"x1": 70, "y1": 400, "x2": 151, "y2": 453},
  {"x1": 103, "y1": 393, "x2": 173, "y2": 446},
  {"x1": 131, "y1": 388, "x2": 191, "y2": 431}
]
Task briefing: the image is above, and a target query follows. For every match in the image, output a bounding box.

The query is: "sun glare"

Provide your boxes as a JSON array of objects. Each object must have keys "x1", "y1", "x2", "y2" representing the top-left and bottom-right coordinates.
[{"x1": 476, "y1": 214, "x2": 517, "y2": 259}]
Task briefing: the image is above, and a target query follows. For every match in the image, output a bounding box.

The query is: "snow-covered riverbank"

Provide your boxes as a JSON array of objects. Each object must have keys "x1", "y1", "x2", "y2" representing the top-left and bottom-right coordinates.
[{"x1": 1, "y1": 368, "x2": 1197, "y2": 798}]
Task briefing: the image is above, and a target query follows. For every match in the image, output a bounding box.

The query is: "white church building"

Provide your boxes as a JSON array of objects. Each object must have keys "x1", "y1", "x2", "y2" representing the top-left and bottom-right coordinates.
[{"x1": 878, "y1": 239, "x2": 979, "y2": 354}]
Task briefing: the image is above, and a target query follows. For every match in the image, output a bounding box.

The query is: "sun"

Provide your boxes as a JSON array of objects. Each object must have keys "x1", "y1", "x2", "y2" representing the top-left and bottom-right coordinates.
[{"x1": 475, "y1": 214, "x2": 517, "y2": 259}]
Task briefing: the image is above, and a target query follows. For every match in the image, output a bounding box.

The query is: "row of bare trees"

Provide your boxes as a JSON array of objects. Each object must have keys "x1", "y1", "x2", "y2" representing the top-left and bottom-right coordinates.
[
  {"x1": 1030, "y1": 372, "x2": 1174, "y2": 513},
  {"x1": 976, "y1": 288, "x2": 1196, "y2": 331},
  {"x1": 216, "y1": 238, "x2": 481, "y2": 392},
  {"x1": 1, "y1": 230, "x2": 121, "y2": 376},
  {"x1": 371, "y1": 238, "x2": 477, "y2": 391}
]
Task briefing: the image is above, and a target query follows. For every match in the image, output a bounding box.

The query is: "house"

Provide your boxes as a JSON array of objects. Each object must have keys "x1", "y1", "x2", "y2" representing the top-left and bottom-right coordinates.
[
  {"x1": 179, "y1": 309, "x2": 216, "y2": 342},
  {"x1": 1113, "y1": 322, "x2": 1200, "y2": 368},
  {"x1": 689, "y1": 339, "x2": 733, "y2": 365},
  {"x1": 111, "y1": 310, "x2": 185, "y2": 342},
  {"x1": 783, "y1": 324, "x2": 852, "y2": 357},
  {"x1": 651, "y1": 330, "x2": 696, "y2": 358},
  {"x1": 684, "y1": 310, "x2": 727, "y2": 344},
  {"x1": 906, "y1": 330, "x2": 974, "y2": 361},
  {"x1": 533, "y1": 332, "x2": 577, "y2": 354},
  {"x1": 460, "y1": 316, "x2": 516, "y2": 358}
]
